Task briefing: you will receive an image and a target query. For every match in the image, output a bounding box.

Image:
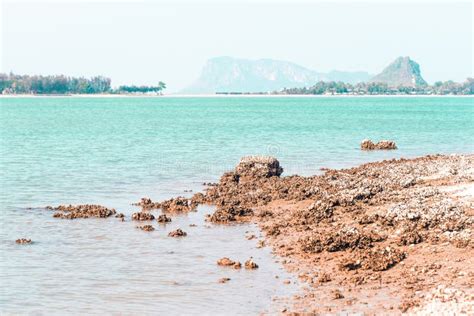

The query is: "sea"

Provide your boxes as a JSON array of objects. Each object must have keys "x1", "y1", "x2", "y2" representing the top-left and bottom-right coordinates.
[{"x1": 0, "y1": 96, "x2": 473, "y2": 314}]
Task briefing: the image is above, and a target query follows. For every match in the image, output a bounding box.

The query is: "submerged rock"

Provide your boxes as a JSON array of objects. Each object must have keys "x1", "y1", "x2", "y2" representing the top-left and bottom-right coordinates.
[
  {"x1": 137, "y1": 224, "x2": 155, "y2": 232},
  {"x1": 244, "y1": 258, "x2": 259, "y2": 269},
  {"x1": 157, "y1": 214, "x2": 172, "y2": 223},
  {"x1": 133, "y1": 197, "x2": 161, "y2": 210},
  {"x1": 361, "y1": 139, "x2": 397, "y2": 150},
  {"x1": 376, "y1": 140, "x2": 397, "y2": 150},
  {"x1": 218, "y1": 277, "x2": 231, "y2": 283},
  {"x1": 50, "y1": 204, "x2": 116, "y2": 219},
  {"x1": 161, "y1": 197, "x2": 196, "y2": 212},
  {"x1": 217, "y1": 257, "x2": 242, "y2": 269},
  {"x1": 131, "y1": 212, "x2": 155, "y2": 221},
  {"x1": 360, "y1": 139, "x2": 376, "y2": 150},
  {"x1": 168, "y1": 228, "x2": 187, "y2": 237},
  {"x1": 16, "y1": 238, "x2": 32, "y2": 244}
]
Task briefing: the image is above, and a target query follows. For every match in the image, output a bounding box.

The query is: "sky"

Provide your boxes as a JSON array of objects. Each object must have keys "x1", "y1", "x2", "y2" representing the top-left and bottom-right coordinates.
[{"x1": 1, "y1": 0, "x2": 473, "y2": 92}]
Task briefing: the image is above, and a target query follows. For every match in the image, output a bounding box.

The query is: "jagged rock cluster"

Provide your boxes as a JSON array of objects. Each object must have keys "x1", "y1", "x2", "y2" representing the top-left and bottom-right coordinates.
[
  {"x1": 193, "y1": 154, "x2": 473, "y2": 276},
  {"x1": 47, "y1": 204, "x2": 116, "y2": 219},
  {"x1": 360, "y1": 139, "x2": 397, "y2": 150}
]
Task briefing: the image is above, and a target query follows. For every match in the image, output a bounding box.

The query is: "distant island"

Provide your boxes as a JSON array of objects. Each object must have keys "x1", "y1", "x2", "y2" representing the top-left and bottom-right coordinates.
[
  {"x1": 182, "y1": 56, "x2": 371, "y2": 94},
  {"x1": 0, "y1": 73, "x2": 166, "y2": 95},
  {"x1": 187, "y1": 56, "x2": 473, "y2": 96},
  {"x1": 277, "y1": 57, "x2": 472, "y2": 95}
]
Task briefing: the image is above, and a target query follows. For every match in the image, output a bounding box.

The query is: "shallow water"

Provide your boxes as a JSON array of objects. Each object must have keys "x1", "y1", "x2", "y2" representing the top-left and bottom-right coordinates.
[{"x1": 0, "y1": 96, "x2": 473, "y2": 314}]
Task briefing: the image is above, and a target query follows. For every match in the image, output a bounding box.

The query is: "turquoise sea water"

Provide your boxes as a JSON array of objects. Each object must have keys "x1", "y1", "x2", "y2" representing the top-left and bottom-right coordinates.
[{"x1": 0, "y1": 96, "x2": 473, "y2": 314}]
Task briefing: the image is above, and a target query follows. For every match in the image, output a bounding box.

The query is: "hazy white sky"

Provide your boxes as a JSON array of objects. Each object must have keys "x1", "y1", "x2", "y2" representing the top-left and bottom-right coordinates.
[{"x1": 1, "y1": 0, "x2": 473, "y2": 91}]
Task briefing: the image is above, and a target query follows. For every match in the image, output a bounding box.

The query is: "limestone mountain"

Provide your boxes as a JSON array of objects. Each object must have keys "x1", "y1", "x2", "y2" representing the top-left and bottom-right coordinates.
[
  {"x1": 370, "y1": 56, "x2": 427, "y2": 87},
  {"x1": 182, "y1": 57, "x2": 371, "y2": 94}
]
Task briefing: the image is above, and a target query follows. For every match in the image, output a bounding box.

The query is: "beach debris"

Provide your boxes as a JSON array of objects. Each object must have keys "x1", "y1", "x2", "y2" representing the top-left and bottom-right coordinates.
[
  {"x1": 16, "y1": 238, "x2": 32, "y2": 244},
  {"x1": 131, "y1": 212, "x2": 155, "y2": 221},
  {"x1": 137, "y1": 224, "x2": 155, "y2": 232},
  {"x1": 157, "y1": 214, "x2": 172, "y2": 223},
  {"x1": 133, "y1": 197, "x2": 161, "y2": 210},
  {"x1": 50, "y1": 204, "x2": 116, "y2": 219},
  {"x1": 168, "y1": 228, "x2": 187, "y2": 237},
  {"x1": 360, "y1": 139, "x2": 397, "y2": 150},
  {"x1": 244, "y1": 258, "x2": 259, "y2": 269}
]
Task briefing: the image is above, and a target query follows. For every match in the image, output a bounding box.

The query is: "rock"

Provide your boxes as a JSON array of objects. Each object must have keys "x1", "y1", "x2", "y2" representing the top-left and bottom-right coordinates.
[
  {"x1": 398, "y1": 230, "x2": 423, "y2": 246},
  {"x1": 235, "y1": 156, "x2": 283, "y2": 178},
  {"x1": 217, "y1": 257, "x2": 236, "y2": 266},
  {"x1": 191, "y1": 192, "x2": 206, "y2": 205},
  {"x1": 137, "y1": 225, "x2": 155, "y2": 232},
  {"x1": 217, "y1": 257, "x2": 242, "y2": 269},
  {"x1": 244, "y1": 258, "x2": 259, "y2": 269},
  {"x1": 362, "y1": 246, "x2": 406, "y2": 271},
  {"x1": 16, "y1": 238, "x2": 32, "y2": 244},
  {"x1": 161, "y1": 197, "x2": 196, "y2": 212},
  {"x1": 318, "y1": 272, "x2": 332, "y2": 283},
  {"x1": 208, "y1": 206, "x2": 253, "y2": 223},
  {"x1": 131, "y1": 212, "x2": 155, "y2": 221},
  {"x1": 50, "y1": 204, "x2": 116, "y2": 219},
  {"x1": 218, "y1": 277, "x2": 231, "y2": 283},
  {"x1": 168, "y1": 228, "x2": 187, "y2": 237},
  {"x1": 133, "y1": 197, "x2": 161, "y2": 210},
  {"x1": 115, "y1": 213, "x2": 125, "y2": 218},
  {"x1": 157, "y1": 214, "x2": 172, "y2": 223},
  {"x1": 332, "y1": 289, "x2": 345, "y2": 300},
  {"x1": 361, "y1": 139, "x2": 397, "y2": 150},
  {"x1": 360, "y1": 139, "x2": 376, "y2": 150},
  {"x1": 376, "y1": 140, "x2": 397, "y2": 150}
]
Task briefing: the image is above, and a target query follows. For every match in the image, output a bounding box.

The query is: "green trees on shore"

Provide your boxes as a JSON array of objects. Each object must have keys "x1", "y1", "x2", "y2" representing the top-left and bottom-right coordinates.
[
  {"x1": 0, "y1": 73, "x2": 111, "y2": 94},
  {"x1": 0, "y1": 73, "x2": 166, "y2": 95},
  {"x1": 116, "y1": 82, "x2": 166, "y2": 94},
  {"x1": 280, "y1": 78, "x2": 474, "y2": 95}
]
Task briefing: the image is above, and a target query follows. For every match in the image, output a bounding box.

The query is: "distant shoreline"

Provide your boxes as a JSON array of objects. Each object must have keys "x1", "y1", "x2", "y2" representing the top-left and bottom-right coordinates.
[{"x1": 1, "y1": 94, "x2": 473, "y2": 99}]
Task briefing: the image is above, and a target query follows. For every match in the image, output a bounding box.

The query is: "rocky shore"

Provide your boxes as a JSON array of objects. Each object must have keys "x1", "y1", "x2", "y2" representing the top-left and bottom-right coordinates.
[
  {"x1": 194, "y1": 154, "x2": 474, "y2": 314},
  {"x1": 41, "y1": 154, "x2": 473, "y2": 314}
]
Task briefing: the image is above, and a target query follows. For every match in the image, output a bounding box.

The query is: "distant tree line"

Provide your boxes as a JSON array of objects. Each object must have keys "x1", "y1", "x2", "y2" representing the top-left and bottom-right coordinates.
[
  {"x1": 279, "y1": 78, "x2": 474, "y2": 95},
  {"x1": 115, "y1": 82, "x2": 166, "y2": 94},
  {"x1": 0, "y1": 73, "x2": 166, "y2": 95}
]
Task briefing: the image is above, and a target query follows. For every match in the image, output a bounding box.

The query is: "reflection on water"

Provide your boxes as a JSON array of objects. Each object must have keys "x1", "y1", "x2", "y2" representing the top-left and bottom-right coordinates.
[{"x1": 0, "y1": 205, "x2": 298, "y2": 314}]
